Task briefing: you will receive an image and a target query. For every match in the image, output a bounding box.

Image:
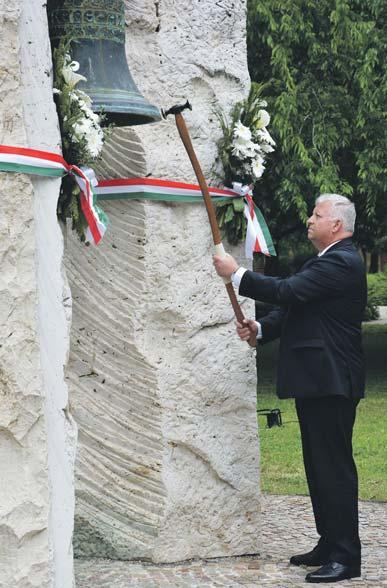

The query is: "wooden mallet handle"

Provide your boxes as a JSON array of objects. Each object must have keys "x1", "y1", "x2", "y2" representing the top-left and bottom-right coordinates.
[{"x1": 172, "y1": 109, "x2": 245, "y2": 325}]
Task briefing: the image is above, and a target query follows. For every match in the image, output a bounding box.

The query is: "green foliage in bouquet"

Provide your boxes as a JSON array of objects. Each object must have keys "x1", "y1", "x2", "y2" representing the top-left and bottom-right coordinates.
[{"x1": 216, "y1": 196, "x2": 246, "y2": 245}]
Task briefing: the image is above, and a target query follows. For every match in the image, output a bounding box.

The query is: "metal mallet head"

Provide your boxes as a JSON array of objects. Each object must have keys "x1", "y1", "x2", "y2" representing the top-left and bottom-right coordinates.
[{"x1": 161, "y1": 100, "x2": 192, "y2": 119}]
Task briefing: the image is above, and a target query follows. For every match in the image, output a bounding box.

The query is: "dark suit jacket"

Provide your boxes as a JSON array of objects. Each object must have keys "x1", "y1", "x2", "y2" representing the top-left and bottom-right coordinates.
[{"x1": 239, "y1": 238, "x2": 367, "y2": 399}]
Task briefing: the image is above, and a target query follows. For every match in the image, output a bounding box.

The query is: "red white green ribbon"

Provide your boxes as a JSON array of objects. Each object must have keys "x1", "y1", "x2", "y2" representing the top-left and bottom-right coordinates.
[
  {"x1": 0, "y1": 146, "x2": 276, "y2": 257},
  {"x1": 94, "y1": 177, "x2": 238, "y2": 202},
  {"x1": 95, "y1": 178, "x2": 276, "y2": 258},
  {"x1": 0, "y1": 145, "x2": 107, "y2": 245},
  {"x1": 232, "y1": 184, "x2": 276, "y2": 258},
  {"x1": 71, "y1": 166, "x2": 108, "y2": 244}
]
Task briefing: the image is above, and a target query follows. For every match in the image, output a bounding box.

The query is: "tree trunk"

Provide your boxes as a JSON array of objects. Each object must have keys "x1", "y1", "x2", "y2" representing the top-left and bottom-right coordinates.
[{"x1": 369, "y1": 251, "x2": 379, "y2": 273}]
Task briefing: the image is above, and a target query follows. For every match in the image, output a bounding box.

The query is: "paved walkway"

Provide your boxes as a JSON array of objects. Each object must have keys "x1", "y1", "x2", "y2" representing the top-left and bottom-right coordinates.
[{"x1": 75, "y1": 494, "x2": 387, "y2": 587}]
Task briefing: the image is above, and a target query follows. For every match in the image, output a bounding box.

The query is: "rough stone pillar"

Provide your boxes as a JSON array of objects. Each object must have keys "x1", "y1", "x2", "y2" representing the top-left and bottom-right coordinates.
[
  {"x1": 0, "y1": 1, "x2": 76, "y2": 586},
  {"x1": 68, "y1": 0, "x2": 260, "y2": 563}
]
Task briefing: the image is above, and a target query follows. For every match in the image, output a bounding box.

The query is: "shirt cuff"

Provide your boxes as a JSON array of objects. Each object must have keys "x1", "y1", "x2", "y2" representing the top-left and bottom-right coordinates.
[
  {"x1": 256, "y1": 321, "x2": 262, "y2": 339},
  {"x1": 231, "y1": 266, "x2": 247, "y2": 288}
]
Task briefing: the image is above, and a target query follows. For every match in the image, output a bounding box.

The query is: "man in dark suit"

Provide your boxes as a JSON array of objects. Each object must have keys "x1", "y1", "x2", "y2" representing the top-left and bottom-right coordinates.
[{"x1": 213, "y1": 194, "x2": 366, "y2": 583}]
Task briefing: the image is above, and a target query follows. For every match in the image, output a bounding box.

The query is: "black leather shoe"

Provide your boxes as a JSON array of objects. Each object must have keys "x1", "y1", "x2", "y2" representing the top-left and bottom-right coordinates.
[
  {"x1": 305, "y1": 561, "x2": 361, "y2": 583},
  {"x1": 290, "y1": 546, "x2": 329, "y2": 567}
]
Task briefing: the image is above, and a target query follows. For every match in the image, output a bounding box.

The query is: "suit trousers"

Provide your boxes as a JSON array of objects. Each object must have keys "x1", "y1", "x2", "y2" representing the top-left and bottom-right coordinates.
[{"x1": 295, "y1": 396, "x2": 361, "y2": 566}]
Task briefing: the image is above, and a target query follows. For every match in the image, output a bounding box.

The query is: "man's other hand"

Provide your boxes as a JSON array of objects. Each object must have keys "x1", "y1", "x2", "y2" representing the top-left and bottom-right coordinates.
[
  {"x1": 236, "y1": 319, "x2": 258, "y2": 348},
  {"x1": 213, "y1": 253, "x2": 238, "y2": 279}
]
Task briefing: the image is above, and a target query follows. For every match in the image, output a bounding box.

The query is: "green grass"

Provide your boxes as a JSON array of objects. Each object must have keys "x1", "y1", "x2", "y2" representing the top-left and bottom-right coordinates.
[
  {"x1": 257, "y1": 323, "x2": 387, "y2": 501},
  {"x1": 367, "y1": 272, "x2": 387, "y2": 305}
]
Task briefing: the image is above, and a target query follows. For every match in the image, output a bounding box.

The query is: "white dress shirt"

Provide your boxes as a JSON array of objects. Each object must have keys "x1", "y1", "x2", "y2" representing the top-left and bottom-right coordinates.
[{"x1": 317, "y1": 240, "x2": 341, "y2": 256}]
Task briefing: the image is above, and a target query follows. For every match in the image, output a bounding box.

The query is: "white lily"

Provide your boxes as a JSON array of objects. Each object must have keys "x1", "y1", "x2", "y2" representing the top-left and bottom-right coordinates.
[
  {"x1": 257, "y1": 128, "x2": 276, "y2": 146},
  {"x1": 233, "y1": 120, "x2": 252, "y2": 143},
  {"x1": 254, "y1": 109, "x2": 271, "y2": 129},
  {"x1": 62, "y1": 59, "x2": 87, "y2": 88},
  {"x1": 69, "y1": 61, "x2": 80, "y2": 72},
  {"x1": 261, "y1": 143, "x2": 275, "y2": 154},
  {"x1": 252, "y1": 157, "x2": 265, "y2": 178}
]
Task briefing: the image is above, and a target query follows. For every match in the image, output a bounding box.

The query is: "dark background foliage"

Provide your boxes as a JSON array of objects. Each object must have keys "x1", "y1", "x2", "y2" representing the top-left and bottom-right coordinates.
[{"x1": 247, "y1": 0, "x2": 387, "y2": 274}]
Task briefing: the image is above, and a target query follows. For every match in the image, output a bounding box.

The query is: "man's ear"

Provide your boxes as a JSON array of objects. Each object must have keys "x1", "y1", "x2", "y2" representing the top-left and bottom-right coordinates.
[{"x1": 332, "y1": 218, "x2": 342, "y2": 234}]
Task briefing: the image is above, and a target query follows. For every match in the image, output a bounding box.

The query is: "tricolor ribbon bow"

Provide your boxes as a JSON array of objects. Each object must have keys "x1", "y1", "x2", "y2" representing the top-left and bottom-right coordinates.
[{"x1": 232, "y1": 182, "x2": 276, "y2": 259}]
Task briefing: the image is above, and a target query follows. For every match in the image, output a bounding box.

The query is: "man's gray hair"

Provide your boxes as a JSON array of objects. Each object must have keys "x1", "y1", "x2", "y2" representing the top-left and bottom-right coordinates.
[{"x1": 316, "y1": 193, "x2": 356, "y2": 232}]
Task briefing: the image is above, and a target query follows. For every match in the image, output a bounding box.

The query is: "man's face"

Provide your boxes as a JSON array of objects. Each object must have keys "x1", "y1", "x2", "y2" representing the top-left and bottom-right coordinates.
[{"x1": 307, "y1": 201, "x2": 339, "y2": 250}]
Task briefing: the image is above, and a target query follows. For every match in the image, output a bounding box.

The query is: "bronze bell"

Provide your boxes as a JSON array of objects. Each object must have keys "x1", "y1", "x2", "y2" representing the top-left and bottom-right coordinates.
[{"x1": 47, "y1": 0, "x2": 161, "y2": 126}]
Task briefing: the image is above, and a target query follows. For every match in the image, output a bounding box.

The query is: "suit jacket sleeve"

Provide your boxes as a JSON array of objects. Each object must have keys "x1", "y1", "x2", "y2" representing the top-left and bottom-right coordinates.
[
  {"x1": 239, "y1": 252, "x2": 351, "y2": 306},
  {"x1": 259, "y1": 307, "x2": 286, "y2": 343}
]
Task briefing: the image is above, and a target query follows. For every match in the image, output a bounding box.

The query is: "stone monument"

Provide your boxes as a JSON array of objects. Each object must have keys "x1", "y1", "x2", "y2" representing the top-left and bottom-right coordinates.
[{"x1": 66, "y1": 0, "x2": 260, "y2": 563}]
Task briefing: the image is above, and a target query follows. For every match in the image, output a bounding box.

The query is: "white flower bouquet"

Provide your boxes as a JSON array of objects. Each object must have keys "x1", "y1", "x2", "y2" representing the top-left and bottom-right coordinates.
[
  {"x1": 52, "y1": 41, "x2": 109, "y2": 241},
  {"x1": 216, "y1": 83, "x2": 275, "y2": 245},
  {"x1": 53, "y1": 48, "x2": 105, "y2": 165}
]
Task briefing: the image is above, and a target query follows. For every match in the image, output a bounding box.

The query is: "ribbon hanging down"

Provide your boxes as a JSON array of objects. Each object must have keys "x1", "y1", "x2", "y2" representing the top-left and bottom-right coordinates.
[
  {"x1": 230, "y1": 182, "x2": 276, "y2": 259},
  {"x1": 0, "y1": 145, "x2": 276, "y2": 257}
]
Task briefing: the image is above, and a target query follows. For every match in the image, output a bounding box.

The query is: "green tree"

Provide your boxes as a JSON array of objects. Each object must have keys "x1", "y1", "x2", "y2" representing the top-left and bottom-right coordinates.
[{"x1": 247, "y1": 0, "x2": 387, "y2": 272}]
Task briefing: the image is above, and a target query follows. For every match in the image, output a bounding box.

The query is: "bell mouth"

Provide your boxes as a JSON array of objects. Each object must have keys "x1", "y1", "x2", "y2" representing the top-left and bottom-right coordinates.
[
  {"x1": 100, "y1": 112, "x2": 161, "y2": 126},
  {"x1": 88, "y1": 89, "x2": 162, "y2": 126}
]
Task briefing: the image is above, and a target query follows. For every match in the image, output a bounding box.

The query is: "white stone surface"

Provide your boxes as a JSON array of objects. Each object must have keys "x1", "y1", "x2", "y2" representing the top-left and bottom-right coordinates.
[
  {"x1": 67, "y1": 0, "x2": 260, "y2": 563},
  {"x1": 0, "y1": 1, "x2": 76, "y2": 586}
]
